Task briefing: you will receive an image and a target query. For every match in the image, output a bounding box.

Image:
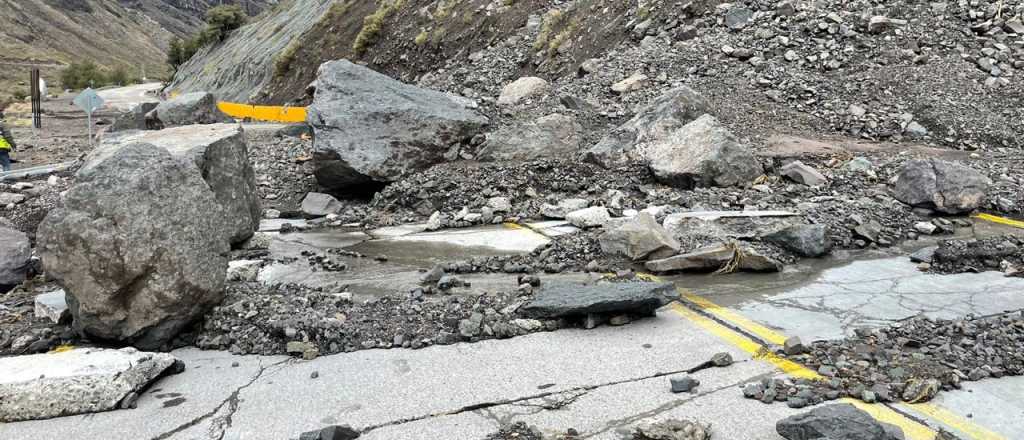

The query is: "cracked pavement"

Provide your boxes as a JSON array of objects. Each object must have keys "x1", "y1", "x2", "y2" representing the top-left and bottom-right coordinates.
[{"x1": 4, "y1": 254, "x2": 1024, "y2": 439}]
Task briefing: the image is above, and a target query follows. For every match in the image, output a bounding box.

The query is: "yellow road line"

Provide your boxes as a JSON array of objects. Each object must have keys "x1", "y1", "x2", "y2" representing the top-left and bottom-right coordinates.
[
  {"x1": 973, "y1": 213, "x2": 1024, "y2": 230},
  {"x1": 671, "y1": 286, "x2": 1007, "y2": 440},
  {"x1": 667, "y1": 302, "x2": 934, "y2": 440},
  {"x1": 903, "y1": 403, "x2": 1006, "y2": 440}
]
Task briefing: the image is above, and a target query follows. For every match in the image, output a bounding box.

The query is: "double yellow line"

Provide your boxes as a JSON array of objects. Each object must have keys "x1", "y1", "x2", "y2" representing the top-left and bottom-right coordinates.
[{"x1": 667, "y1": 287, "x2": 1005, "y2": 439}]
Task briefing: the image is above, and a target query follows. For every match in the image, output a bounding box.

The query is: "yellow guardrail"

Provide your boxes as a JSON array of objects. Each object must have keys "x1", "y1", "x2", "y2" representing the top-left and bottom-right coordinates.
[
  {"x1": 973, "y1": 213, "x2": 1024, "y2": 229},
  {"x1": 216, "y1": 101, "x2": 307, "y2": 123}
]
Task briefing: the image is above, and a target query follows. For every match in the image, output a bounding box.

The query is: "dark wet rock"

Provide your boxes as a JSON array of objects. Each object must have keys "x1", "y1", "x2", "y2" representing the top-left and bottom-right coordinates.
[
  {"x1": 894, "y1": 159, "x2": 991, "y2": 214},
  {"x1": 145, "y1": 92, "x2": 232, "y2": 129},
  {"x1": 518, "y1": 282, "x2": 674, "y2": 319},
  {"x1": 0, "y1": 348, "x2": 181, "y2": 422},
  {"x1": 586, "y1": 86, "x2": 710, "y2": 167},
  {"x1": 599, "y1": 213, "x2": 680, "y2": 261},
  {"x1": 645, "y1": 115, "x2": 764, "y2": 189},
  {"x1": 37, "y1": 143, "x2": 232, "y2": 349},
  {"x1": 298, "y1": 424, "x2": 360, "y2": 440},
  {"x1": 784, "y1": 336, "x2": 806, "y2": 355},
  {"x1": 670, "y1": 375, "x2": 700, "y2": 393},
  {"x1": 306, "y1": 60, "x2": 488, "y2": 190},
  {"x1": 92, "y1": 124, "x2": 260, "y2": 245},
  {"x1": 711, "y1": 352, "x2": 733, "y2": 367},
  {"x1": 633, "y1": 419, "x2": 712, "y2": 440},
  {"x1": 776, "y1": 403, "x2": 905, "y2": 440},
  {"x1": 0, "y1": 225, "x2": 31, "y2": 287},
  {"x1": 764, "y1": 224, "x2": 831, "y2": 258}
]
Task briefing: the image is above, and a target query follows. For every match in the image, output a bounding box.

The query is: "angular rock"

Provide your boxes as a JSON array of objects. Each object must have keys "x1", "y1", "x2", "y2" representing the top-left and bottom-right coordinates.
[
  {"x1": 302, "y1": 192, "x2": 343, "y2": 217},
  {"x1": 764, "y1": 224, "x2": 831, "y2": 258},
  {"x1": 725, "y1": 7, "x2": 753, "y2": 30},
  {"x1": 108, "y1": 102, "x2": 158, "y2": 132},
  {"x1": 518, "y1": 282, "x2": 674, "y2": 319},
  {"x1": 893, "y1": 159, "x2": 991, "y2": 214},
  {"x1": 644, "y1": 115, "x2": 764, "y2": 189},
  {"x1": 90, "y1": 124, "x2": 260, "y2": 245},
  {"x1": 868, "y1": 16, "x2": 907, "y2": 34},
  {"x1": 782, "y1": 161, "x2": 828, "y2": 186},
  {"x1": 909, "y1": 246, "x2": 937, "y2": 264},
  {"x1": 146, "y1": 92, "x2": 232, "y2": 129},
  {"x1": 299, "y1": 425, "x2": 361, "y2": 440},
  {"x1": 0, "y1": 348, "x2": 180, "y2": 422},
  {"x1": 541, "y1": 198, "x2": 589, "y2": 219},
  {"x1": 663, "y1": 210, "x2": 800, "y2": 241},
  {"x1": 784, "y1": 336, "x2": 806, "y2": 355},
  {"x1": 670, "y1": 375, "x2": 700, "y2": 393},
  {"x1": 0, "y1": 225, "x2": 31, "y2": 286},
  {"x1": 497, "y1": 77, "x2": 550, "y2": 105},
  {"x1": 306, "y1": 60, "x2": 488, "y2": 190},
  {"x1": 599, "y1": 213, "x2": 680, "y2": 261},
  {"x1": 854, "y1": 221, "x2": 883, "y2": 243},
  {"x1": 611, "y1": 72, "x2": 649, "y2": 94},
  {"x1": 38, "y1": 143, "x2": 233, "y2": 349},
  {"x1": 565, "y1": 206, "x2": 611, "y2": 229},
  {"x1": 227, "y1": 260, "x2": 263, "y2": 282},
  {"x1": 477, "y1": 114, "x2": 581, "y2": 161},
  {"x1": 587, "y1": 87, "x2": 710, "y2": 167},
  {"x1": 34, "y1": 290, "x2": 69, "y2": 324},
  {"x1": 634, "y1": 419, "x2": 711, "y2": 440},
  {"x1": 0, "y1": 192, "x2": 26, "y2": 205},
  {"x1": 777, "y1": 403, "x2": 906, "y2": 440},
  {"x1": 646, "y1": 245, "x2": 735, "y2": 273}
]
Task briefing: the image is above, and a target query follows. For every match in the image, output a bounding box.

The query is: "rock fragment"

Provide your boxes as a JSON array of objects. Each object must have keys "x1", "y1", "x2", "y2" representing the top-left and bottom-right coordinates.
[
  {"x1": 0, "y1": 225, "x2": 31, "y2": 287},
  {"x1": 763, "y1": 224, "x2": 831, "y2": 258},
  {"x1": 34, "y1": 290, "x2": 69, "y2": 324},
  {"x1": 893, "y1": 159, "x2": 990, "y2": 214},
  {"x1": 599, "y1": 213, "x2": 680, "y2": 261},
  {"x1": 644, "y1": 115, "x2": 763, "y2": 189},
  {"x1": 776, "y1": 403, "x2": 905, "y2": 440},
  {"x1": 302, "y1": 192, "x2": 343, "y2": 217},
  {"x1": 497, "y1": 77, "x2": 550, "y2": 105},
  {"x1": 518, "y1": 282, "x2": 674, "y2": 319},
  {"x1": 146, "y1": 91, "x2": 233, "y2": 129}
]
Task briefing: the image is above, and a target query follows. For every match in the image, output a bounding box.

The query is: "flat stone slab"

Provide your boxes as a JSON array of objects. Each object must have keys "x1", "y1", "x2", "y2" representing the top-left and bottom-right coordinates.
[
  {"x1": 0, "y1": 348, "x2": 179, "y2": 422},
  {"x1": 519, "y1": 281, "x2": 676, "y2": 318}
]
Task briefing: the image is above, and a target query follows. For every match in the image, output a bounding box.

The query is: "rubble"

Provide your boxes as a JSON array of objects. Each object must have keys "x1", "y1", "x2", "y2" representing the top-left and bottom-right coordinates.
[
  {"x1": 0, "y1": 347, "x2": 181, "y2": 422},
  {"x1": 633, "y1": 419, "x2": 711, "y2": 440},
  {"x1": 145, "y1": 91, "x2": 233, "y2": 129}
]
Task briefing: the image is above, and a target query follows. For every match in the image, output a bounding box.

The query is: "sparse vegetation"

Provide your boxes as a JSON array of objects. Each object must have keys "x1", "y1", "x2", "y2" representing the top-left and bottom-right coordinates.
[
  {"x1": 274, "y1": 41, "x2": 301, "y2": 77},
  {"x1": 59, "y1": 61, "x2": 137, "y2": 90},
  {"x1": 353, "y1": 0, "x2": 405, "y2": 55},
  {"x1": 533, "y1": 9, "x2": 564, "y2": 52},
  {"x1": 547, "y1": 18, "x2": 579, "y2": 57},
  {"x1": 167, "y1": 5, "x2": 250, "y2": 72},
  {"x1": 414, "y1": 29, "x2": 430, "y2": 45}
]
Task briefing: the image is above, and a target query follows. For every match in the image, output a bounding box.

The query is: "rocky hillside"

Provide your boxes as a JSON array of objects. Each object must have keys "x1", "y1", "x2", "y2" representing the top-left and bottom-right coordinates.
[
  {"x1": 0, "y1": 0, "x2": 272, "y2": 102},
  {"x1": 172, "y1": 0, "x2": 1024, "y2": 152}
]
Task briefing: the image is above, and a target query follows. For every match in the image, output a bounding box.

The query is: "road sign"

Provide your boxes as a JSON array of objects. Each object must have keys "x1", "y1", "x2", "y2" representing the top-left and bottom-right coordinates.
[
  {"x1": 73, "y1": 88, "x2": 105, "y2": 114},
  {"x1": 73, "y1": 88, "x2": 105, "y2": 148}
]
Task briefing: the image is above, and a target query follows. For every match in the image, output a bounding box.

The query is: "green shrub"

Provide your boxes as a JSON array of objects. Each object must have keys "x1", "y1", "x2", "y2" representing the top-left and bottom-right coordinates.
[
  {"x1": 60, "y1": 61, "x2": 106, "y2": 90},
  {"x1": 353, "y1": 0, "x2": 405, "y2": 55}
]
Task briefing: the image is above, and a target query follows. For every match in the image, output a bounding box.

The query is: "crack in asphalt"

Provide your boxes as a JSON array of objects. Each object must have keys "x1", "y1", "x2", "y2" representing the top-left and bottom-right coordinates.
[
  {"x1": 149, "y1": 358, "x2": 292, "y2": 440},
  {"x1": 357, "y1": 358, "x2": 734, "y2": 435}
]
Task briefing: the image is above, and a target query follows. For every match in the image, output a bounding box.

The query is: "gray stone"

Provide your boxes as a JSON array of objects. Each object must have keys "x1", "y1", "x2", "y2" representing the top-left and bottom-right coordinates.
[
  {"x1": 518, "y1": 282, "x2": 675, "y2": 319},
  {"x1": 670, "y1": 375, "x2": 700, "y2": 393},
  {"x1": 782, "y1": 161, "x2": 828, "y2": 186},
  {"x1": 894, "y1": 159, "x2": 991, "y2": 214},
  {"x1": 299, "y1": 425, "x2": 361, "y2": 440},
  {"x1": 645, "y1": 115, "x2": 764, "y2": 189},
  {"x1": 306, "y1": 60, "x2": 488, "y2": 190},
  {"x1": 586, "y1": 87, "x2": 710, "y2": 167},
  {"x1": 90, "y1": 124, "x2": 260, "y2": 245},
  {"x1": 763, "y1": 224, "x2": 831, "y2": 258},
  {"x1": 611, "y1": 72, "x2": 649, "y2": 94},
  {"x1": 914, "y1": 221, "x2": 937, "y2": 235},
  {"x1": 725, "y1": 7, "x2": 753, "y2": 30},
  {"x1": 909, "y1": 246, "x2": 937, "y2": 264},
  {"x1": 904, "y1": 121, "x2": 929, "y2": 139},
  {"x1": 711, "y1": 352, "x2": 733, "y2": 367},
  {"x1": 108, "y1": 102, "x2": 158, "y2": 132},
  {"x1": 542, "y1": 198, "x2": 590, "y2": 219},
  {"x1": 868, "y1": 16, "x2": 907, "y2": 34},
  {"x1": 34, "y1": 290, "x2": 69, "y2": 324},
  {"x1": 227, "y1": 260, "x2": 262, "y2": 282},
  {"x1": 599, "y1": 213, "x2": 681, "y2": 261},
  {"x1": 459, "y1": 313, "x2": 484, "y2": 338},
  {"x1": 645, "y1": 245, "x2": 735, "y2": 273},
  {"x1": 853, "y1": 220, "x2": 883, "y2": 243},
  {"x1": 146, "y1": 92, "x2": 233, "y2": 129},
  {"x1": 477, "y1": 114, "x2": 581, "y2": 161},
  {"x1": 634, "y1": 419, "x2": 711, "y2": 440},
  {"x1": 784, "y1": 336, "x2": 806, "y2": 355},
  {"x1": 0, "y1": 225, "x2": 31, "y2": 286},
  {"x1": 0, "y1": 347, "x2": 180, "y2": 422},
  {"x1": 302, "y1": 192, "x2": 343, "y2": 217},
  {"x1": 565, "y1": 206, "x2": 611, "y2": 229},
  {"x1": 487, "y1": 197, "x2": 512, "y2": 213},
  {"x1": 38, "y1": 143, "x2": 233, "y2": 349},
  {"x1": 663, "y1": 210, "x2": 801, "y2": 241},
  {"x1": 777, "y1": 403, "x2": 905, "y2": 440},
  {"x1": 497, "y1": 77, "x2": 550, "y2": 105},
  {"x1": 0, "y1": 192, "x2": 26, "y2": 205}
]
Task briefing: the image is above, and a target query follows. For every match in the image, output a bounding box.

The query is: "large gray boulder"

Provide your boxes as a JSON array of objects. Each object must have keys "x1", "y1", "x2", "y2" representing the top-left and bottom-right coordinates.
[
  {"x1": 586, "y1": 86, "x2": 710, "y2": 167},
  {"x1": 893, "y1": 159, "x2": 991, "y2": 214},
  {"x1": 108, "y1": 102, "x2": 158, "y2": 132},
  {"x1": 644, "y1": 115, "x2": 764, "y2": 189},
  {"x1": 477, "y1": 114, "x2": 582, "y2": 161},
  {"x1": 519, "y1": 282, "x2": 675, "y2": 318},
  {"x1": 146, "y1": 92, "x2": 233, "y2": 129},
  {"x1": 0, "y1": 347, "x2": 180, "y2": 422},
  {"x1": 776, "y1": 403, "x2": 905, "y2": 440},
  {"x1": 0, "y1": 225, "x2": 31, "y2": 287},
  {"x1": 89, "y1": 124, "x2": 259, "y2": 245},
  {"x1": 307, "y1": 60, "x2": 488, "y2": 190},
  {"x1": 37, "y1": 143, "x2": 233, "y2": 349},
  {"x1": 763, "y1": 224, "x2": 831, "y2": 257},
  {"x1": 599, "y1": 213, "x2": 680, "y2": 261},
  {"x1": 663, "y1": 210, "x2": 800, "y2": 241}
]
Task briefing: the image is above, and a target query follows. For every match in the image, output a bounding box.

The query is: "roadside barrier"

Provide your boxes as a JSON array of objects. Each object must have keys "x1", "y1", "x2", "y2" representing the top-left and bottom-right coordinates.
[{"x1": 216, "y1": 102, "x2": 307, "y2": 123}]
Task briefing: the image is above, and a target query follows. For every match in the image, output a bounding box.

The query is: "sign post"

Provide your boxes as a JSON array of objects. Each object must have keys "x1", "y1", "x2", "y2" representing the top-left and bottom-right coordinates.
[
  {"x1": 72, "y1": 88, "x2": 105, "y2": 148},
  {"x1": 30, "y1": 69, "x2": 41, "y2": 129}
]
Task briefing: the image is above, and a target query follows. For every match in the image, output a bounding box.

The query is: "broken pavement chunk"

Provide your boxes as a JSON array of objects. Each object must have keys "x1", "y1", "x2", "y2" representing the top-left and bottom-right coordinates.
[
  {"x1": 518, "y1": 282, "x2": 675, "y2": 319},
  {"x1": 0, "y1": 348, "x2": 181, "y2": 422}
]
